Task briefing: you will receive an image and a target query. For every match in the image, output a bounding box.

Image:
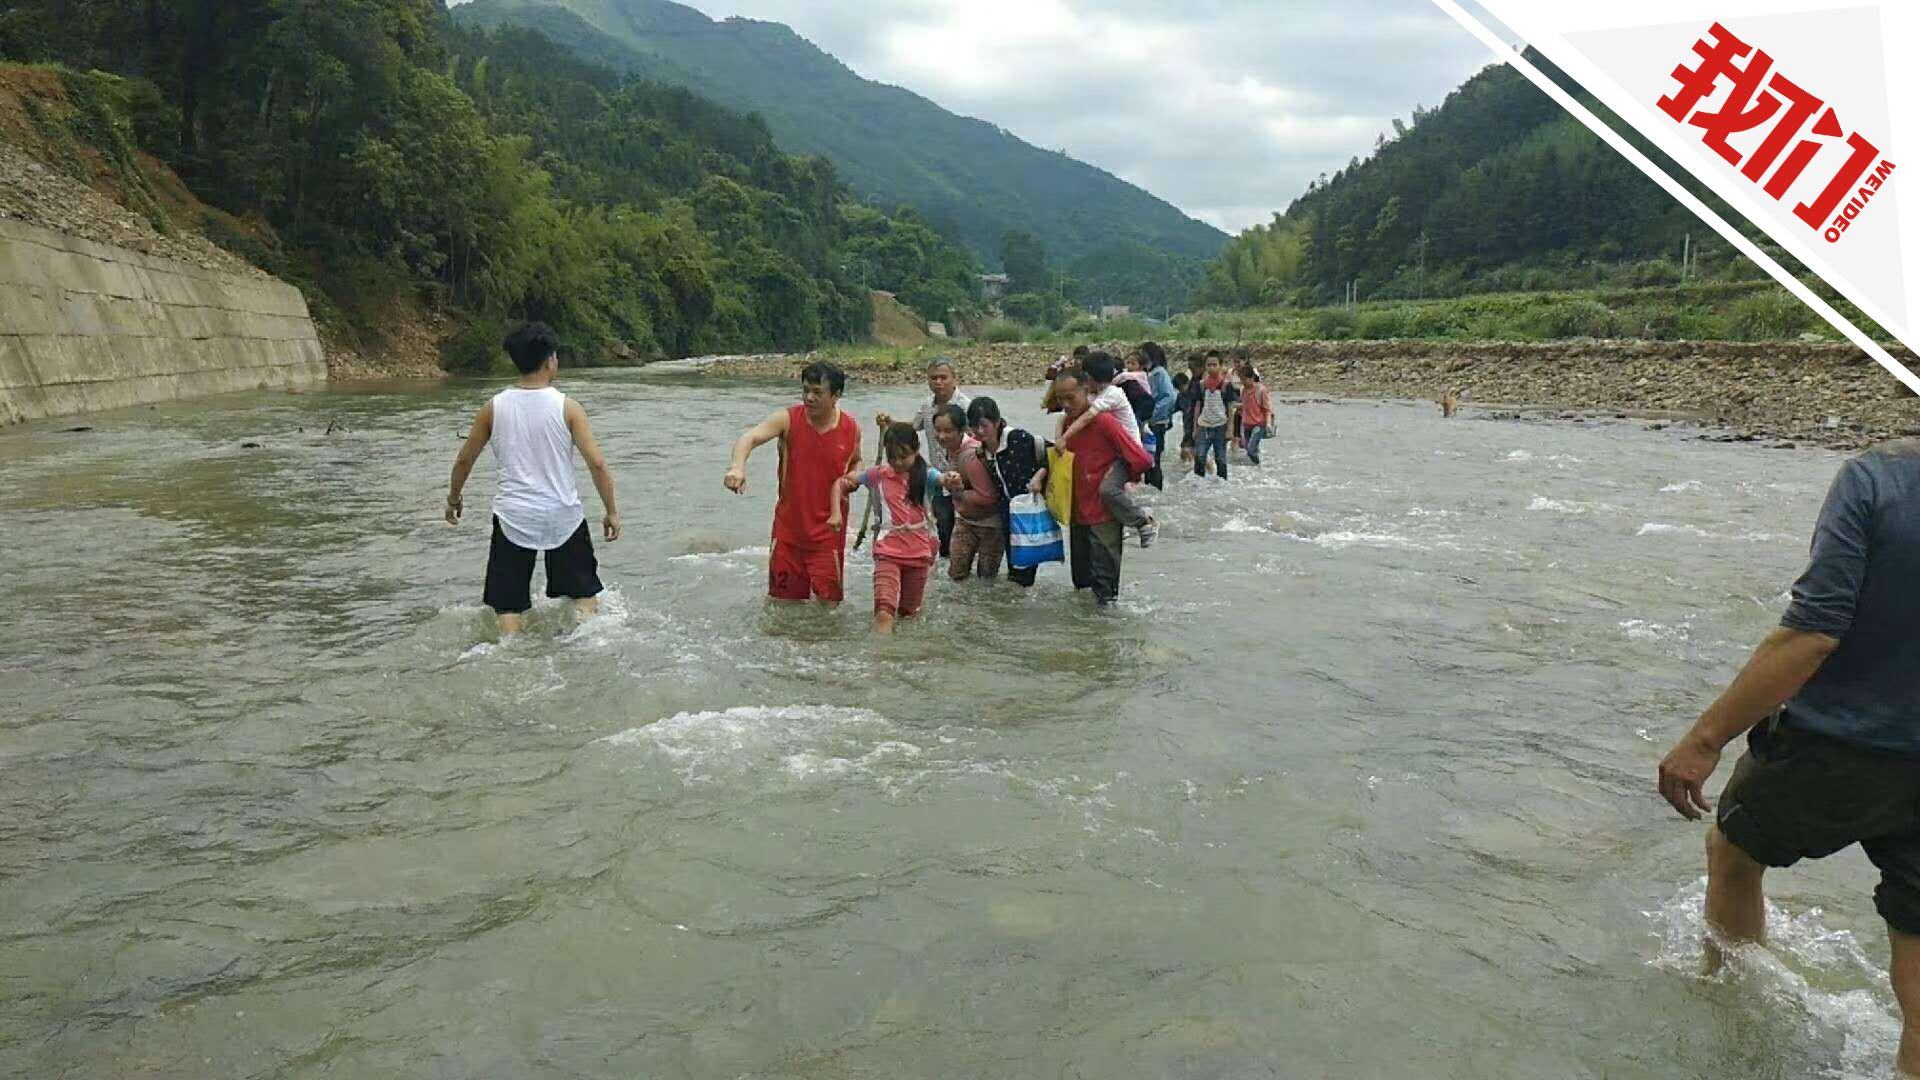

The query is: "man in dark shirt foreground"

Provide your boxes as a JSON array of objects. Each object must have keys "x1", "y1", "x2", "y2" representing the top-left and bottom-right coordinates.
[{"x1": 1659, "y1": 440, "x2": 1920, "y2": 1076}]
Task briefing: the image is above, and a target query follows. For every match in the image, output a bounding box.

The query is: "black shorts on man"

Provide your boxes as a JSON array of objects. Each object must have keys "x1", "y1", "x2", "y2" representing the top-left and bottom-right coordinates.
[
  {"x1": 1718, "y1": 711, "x2": 1920, "y2": 935},
  {"x1": 483, "y1": 516, "x2": 603, "y2": 615}
]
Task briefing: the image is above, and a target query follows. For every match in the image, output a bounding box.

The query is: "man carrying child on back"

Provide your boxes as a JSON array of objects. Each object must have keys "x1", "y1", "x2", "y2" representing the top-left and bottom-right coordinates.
[{"x1": 1052, "y1": 351, "x2": 1159, "y2": 547}]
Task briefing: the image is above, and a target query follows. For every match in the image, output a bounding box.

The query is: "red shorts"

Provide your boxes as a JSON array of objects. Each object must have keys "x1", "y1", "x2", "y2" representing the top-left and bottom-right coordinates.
[
  {"x1": 769, "y1": 541, "x2": 844, "y2": 602},
  {"x1": 872, "y1": 558, "x2": 932, "y2": 618}
]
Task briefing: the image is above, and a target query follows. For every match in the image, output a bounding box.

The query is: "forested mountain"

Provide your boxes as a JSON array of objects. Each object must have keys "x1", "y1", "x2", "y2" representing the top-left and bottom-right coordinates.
[
  {"x1": 0, "y1": 0, "x2": 980, "y2": 366},
  {"x1": 1196, "y1": 54, "x2": 1772, "y2": 309},
  {"x1": 451, "y1": 0, "x2": 1229, "y2": 269}
]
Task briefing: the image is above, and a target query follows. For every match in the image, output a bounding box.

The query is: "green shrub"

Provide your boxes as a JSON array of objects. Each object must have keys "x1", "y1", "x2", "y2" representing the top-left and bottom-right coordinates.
[
  {"x1": 1519, "y1": 298, "x2": 1619, "y2": 340},
  {"x1": 1403, "y1": 304, "x2": 1464, "y2": 338},
  {"x1": 982, "y1": 319, "x2": 1031, "y2": 344},
  {"x1": 1311, "y1": 307, "x2": 1357, "y2": 339},
  {"x1": 1606, "y1": 303, "x2": 1730, "y2": 342},
  {"x1": 201, "y1": 214, "x2": 285, "y2": 275},
  {"x1": 439, "y1": 315, "x2": 514, "y2": 374},
  {"x1": 1001, "y1": 291, "x2": 1066, "y2": 329},
  {"x1": 1101, "y1": 316, "x2": 1152, "y2": 341},
  {"x1": 1356, "y1": 307, "x2": 1410, "y2": 340},
  {"x1": 1729, "y1": 290, "x2": 1816, "y2": 340}
]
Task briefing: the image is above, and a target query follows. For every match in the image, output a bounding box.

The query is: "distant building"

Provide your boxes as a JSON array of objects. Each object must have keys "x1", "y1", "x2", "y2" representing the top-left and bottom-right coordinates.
[
  {"x1": 979, "y1": 274, "x2": 1010, "y2": 301},
  {"x1": 1100, "y1": 305, "x2": 1132, "y2": 320}
]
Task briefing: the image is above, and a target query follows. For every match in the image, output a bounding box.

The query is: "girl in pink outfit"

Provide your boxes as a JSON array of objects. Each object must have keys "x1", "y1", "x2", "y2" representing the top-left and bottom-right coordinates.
[
  {"x1": 829, "y1": 423, "x2": 943, "y2": 633},
  {"x1": 1113, "y1": 352, "x2": 1153, "y2": 397}
]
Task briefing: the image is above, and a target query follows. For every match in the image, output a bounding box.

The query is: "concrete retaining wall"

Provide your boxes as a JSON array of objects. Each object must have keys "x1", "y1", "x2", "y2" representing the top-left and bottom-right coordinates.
[{"x1": 0, "y1": 218, "x2": 325, "y2": 425}]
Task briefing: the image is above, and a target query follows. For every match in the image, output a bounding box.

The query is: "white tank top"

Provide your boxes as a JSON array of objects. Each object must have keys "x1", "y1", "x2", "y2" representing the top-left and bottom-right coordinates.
[{"x1": 489, "y1": 386, "x2": 586, "y2": 551}]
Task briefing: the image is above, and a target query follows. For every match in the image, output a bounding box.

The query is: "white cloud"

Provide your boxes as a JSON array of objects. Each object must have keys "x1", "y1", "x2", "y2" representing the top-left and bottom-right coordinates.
[{"x1": 460, "y1": 0, "x2": 1497, "y2": 234}]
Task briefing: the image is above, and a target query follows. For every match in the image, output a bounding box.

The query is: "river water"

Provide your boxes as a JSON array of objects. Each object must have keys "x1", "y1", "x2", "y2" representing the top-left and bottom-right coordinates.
[{"x1": 0, "y1": 371, "x2": 1901, "y2": 1078}]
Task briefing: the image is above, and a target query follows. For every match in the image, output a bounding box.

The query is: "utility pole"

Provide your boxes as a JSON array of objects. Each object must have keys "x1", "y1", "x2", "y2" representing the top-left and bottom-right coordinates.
[
  {"x1": 1414, "y1": 232, "x2": 1429, "y2": 300},
  {"x1": 1682, "y1": 233, "x2": 1691, "y2": 282}
]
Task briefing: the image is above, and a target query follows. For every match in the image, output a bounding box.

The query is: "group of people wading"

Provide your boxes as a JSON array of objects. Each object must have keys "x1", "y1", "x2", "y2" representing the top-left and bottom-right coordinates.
[
  {"x1": 722, "y1": 343, "x2": 1271, "y2": 630},
  {"x1": 446, "y1": 322, "x2": 1920, "y2": 1077}
]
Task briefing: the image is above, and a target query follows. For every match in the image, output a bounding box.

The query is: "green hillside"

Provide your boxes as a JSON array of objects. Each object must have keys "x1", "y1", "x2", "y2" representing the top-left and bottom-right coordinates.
[
  {"x1": 452, "y1": 0, "x2": 1229, "y2": 268},
  {"x1": 1196, "y1": 53, "x2": 1793, "y2": 309},
  {"x1": 0, "y1": 0, "x2": 983, "y2": 365}
]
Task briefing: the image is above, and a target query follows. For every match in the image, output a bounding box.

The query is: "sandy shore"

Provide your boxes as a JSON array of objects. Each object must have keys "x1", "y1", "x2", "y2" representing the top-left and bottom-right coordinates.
[{"x1": 693, "y1": 339, "x2": 1920, "y2": 452}]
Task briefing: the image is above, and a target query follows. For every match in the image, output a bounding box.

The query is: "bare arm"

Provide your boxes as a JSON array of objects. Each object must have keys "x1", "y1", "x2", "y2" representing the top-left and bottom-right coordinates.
[
  {"x1": 827, "y1": 471, "x2": 862, "y2": 529},
  {"x1": 1058, "y1": 409, "x2": 1096, "y2": 447},
  {"x1": 565, "y1": 399, "x2": 620, "y2": 541},
  {"x1": 1657, "y1": 627, "x2": 1841, "y2": 819},
  {"x1": 446, "y1": 402, "x2": 493, "y2": 525},
  {"x1": 724, "y1": 409, "x2": 790, "y2": 494}
]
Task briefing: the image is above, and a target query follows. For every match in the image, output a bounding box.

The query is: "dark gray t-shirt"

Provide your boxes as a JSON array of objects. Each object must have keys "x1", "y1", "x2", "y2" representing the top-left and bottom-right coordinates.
[{"x1": 1781, "y1": 440, "x2": 1920, "y2": 754}]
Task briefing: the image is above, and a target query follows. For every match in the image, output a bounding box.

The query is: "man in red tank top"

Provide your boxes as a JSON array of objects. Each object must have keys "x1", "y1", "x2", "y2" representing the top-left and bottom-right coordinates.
[{"x1": 724, "y1": 363, "x2": 863, "y2": 602}]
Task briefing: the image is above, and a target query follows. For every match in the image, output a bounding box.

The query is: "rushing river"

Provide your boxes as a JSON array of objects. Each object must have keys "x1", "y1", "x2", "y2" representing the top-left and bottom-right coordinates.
[{"x1": 0, "y1": 371, "x2": 1902, "y2": 1078}]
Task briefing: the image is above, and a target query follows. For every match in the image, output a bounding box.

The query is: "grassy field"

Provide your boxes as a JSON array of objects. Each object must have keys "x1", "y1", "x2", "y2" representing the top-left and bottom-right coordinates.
[{"x1": 938, "y1": 279, "x2": 1887, "y2": 353}]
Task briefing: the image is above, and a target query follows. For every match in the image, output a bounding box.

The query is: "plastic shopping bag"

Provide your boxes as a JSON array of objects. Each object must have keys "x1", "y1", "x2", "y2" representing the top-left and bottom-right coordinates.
[{"x1": 1007, "y1": 494, "x2": 1065, "y2": 570}]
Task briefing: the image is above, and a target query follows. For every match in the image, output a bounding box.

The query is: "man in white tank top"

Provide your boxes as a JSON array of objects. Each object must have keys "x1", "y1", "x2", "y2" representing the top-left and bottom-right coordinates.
[{"x1": 445, "y1": 323, "x2": 621, "y2": 634}]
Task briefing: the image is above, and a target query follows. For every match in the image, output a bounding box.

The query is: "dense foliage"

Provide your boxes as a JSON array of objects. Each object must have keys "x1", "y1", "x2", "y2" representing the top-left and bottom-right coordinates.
[
  {"x1": 0, "y1": 0, "x2": 982, "y2": 367},
  {"x1": 1194, "y1": 55, "x2": 1781, "y2": 310},
  {"x1": 453, "y1": 0, "x2": 1229, "y2": 268},
  {"x1": 1066, "y1": 242, "x2": 1210, "y2": 318}
]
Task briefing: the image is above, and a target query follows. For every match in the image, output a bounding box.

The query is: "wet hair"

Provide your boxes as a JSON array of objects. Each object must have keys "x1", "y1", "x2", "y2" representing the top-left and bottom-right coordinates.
[
  {"x1": 1240, "y1": 364, "x2": 1262, "y2": 382},
  {"x1": 933, "y1": 403, "x2": 968, "y2": 436},
  {"x1": 1140, "y1": 341, "x2": 1168, "y2": 370},
  {"x1": 882, "y1": 422, "x2": 931, "y2": 505},
  {"x1": 1205, "y1": 349, "x2": 1223, "y2": 361},
  {"x1": 927, "y1": 357, "x2": 956, "y2": 376},
  {"x1": 1172, "y1": 372, "x2": 1191, "y2": 391},
  {"x1": 966, "y1": 396, "x2": 1002, "y2": 428},
  {"x1": 1083, "y1": 351, "x2": 1118, "y2": 384},
  {"x1": 800, "y1": 361, "x2": 846, "y2": 396},
  {"x1": 1071, "y1": 344, "x2": 1091, "y2": 360},
  {"x1": 504, "y1": 322, "x2": 560, "y2": 374},
  {"x1": 1186, "y1": 353, "x2": 1207, "y2": 373}
]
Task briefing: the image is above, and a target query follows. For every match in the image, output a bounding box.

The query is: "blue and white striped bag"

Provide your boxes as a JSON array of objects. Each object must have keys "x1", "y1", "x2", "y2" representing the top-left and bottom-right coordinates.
[{"x1": 1007, "y1": 494, "x2": 1064, "y2": 570}]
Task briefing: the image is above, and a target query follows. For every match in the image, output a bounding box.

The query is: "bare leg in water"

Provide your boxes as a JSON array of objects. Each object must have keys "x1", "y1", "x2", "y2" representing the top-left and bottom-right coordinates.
[
  {"x1": 1703, "y1": 826, "x2": 1767, "y2": 972},
  {"x1": 1703, "y1": 826, "x2": 1920, "y2": 1077},
  {"x1": 1893, "y1": 929, "x2": 1920, "y2": 1077},
  {"x1": 496, "y1": 597, "x2": 597, "y2": 635}
]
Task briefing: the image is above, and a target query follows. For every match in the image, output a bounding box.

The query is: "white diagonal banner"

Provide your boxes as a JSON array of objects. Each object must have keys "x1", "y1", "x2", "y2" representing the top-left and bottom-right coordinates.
[{"x1": 1432, "y1": 0, "x2": 1919, "y2": 394}]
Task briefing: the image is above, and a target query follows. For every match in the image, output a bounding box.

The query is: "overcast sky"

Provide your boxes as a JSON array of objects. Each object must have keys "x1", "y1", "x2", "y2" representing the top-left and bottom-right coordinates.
[{"x1": 670, "y1": 0, "x2": 1499, "y2": 234}]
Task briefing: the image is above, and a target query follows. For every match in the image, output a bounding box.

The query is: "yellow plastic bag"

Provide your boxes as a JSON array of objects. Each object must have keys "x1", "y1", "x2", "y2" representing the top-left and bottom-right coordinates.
[{"x1": 1045, "y1": 446, "x2": 1075, "y2": 526}]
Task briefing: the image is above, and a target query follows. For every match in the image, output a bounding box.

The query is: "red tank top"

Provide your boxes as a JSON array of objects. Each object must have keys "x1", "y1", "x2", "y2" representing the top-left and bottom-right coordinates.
[{"x1": 773, "y1": 404, "x2": 860, "y2": 549}]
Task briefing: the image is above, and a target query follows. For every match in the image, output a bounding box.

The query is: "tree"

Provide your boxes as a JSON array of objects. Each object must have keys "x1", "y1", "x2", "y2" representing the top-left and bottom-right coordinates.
[{"x1": 1001, "y1": 230, "x2": 1048, "y2": 294}]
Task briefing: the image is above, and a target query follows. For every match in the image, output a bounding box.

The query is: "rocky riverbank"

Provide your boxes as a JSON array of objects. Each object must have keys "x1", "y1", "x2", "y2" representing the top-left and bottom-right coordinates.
[
  {"x1": 0, "y1": 140, "x2": 260, "y2": 276},
  {"x1": 698, "y1": 340, "x2": 1920, "y2": 451}
]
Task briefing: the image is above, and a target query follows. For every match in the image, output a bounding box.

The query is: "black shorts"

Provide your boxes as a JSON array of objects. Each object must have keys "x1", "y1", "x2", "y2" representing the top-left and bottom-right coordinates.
[
  {"x1": 483, "y1": 516, "x2": 603, "y2": 615},
  {"x1": 1717, "y1": 713, "x2": 1920, "y2": 934}
]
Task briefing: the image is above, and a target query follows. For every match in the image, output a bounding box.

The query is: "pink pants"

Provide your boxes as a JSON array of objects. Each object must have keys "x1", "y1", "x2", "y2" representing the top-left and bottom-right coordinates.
[{"x1": 873, "y1": 558, "x2": 932, "y2": 617}]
